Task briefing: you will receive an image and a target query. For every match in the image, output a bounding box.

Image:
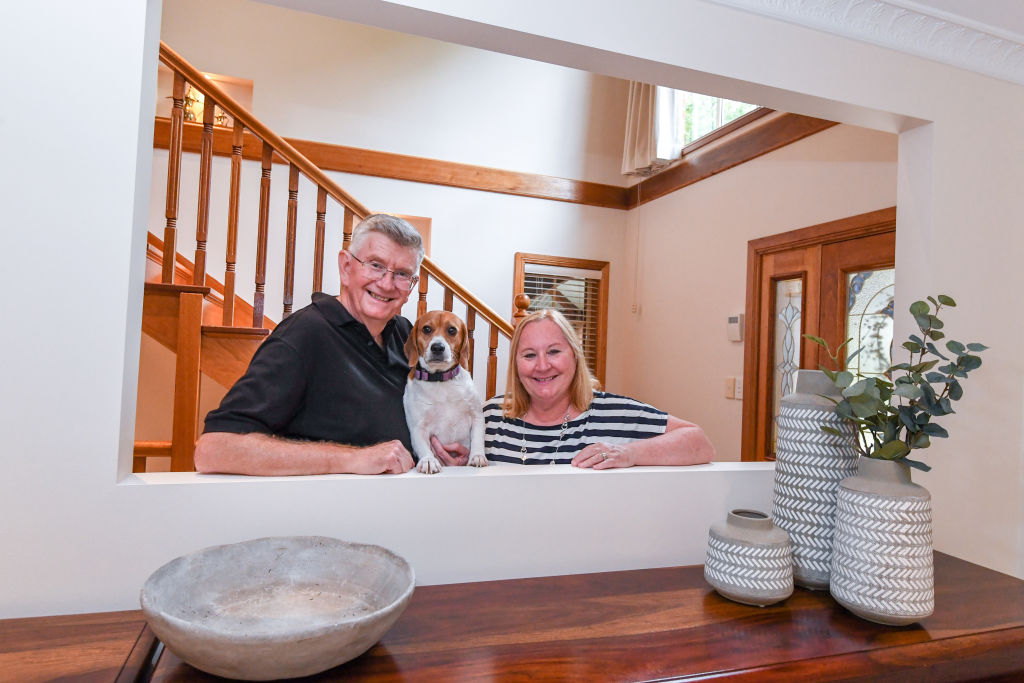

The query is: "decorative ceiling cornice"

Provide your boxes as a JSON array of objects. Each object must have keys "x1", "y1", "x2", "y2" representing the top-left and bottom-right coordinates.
[{"x1": 705, "y1": 0, "x2": 1024, "y2": 86}]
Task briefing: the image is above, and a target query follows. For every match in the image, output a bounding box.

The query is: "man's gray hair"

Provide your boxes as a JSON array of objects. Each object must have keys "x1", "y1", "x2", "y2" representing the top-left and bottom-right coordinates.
[{"x1": 348, "y1": 214, "x2": 425, "y2": 268}]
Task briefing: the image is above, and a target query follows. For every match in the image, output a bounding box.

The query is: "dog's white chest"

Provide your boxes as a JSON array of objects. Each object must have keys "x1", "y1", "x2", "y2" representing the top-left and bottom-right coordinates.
[{"x1": 404, "y1": 377, "x2": 479, "y2": 445}]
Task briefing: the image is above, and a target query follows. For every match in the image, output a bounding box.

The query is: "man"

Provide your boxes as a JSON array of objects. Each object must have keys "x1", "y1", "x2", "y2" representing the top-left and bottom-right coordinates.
[{"x1": 195, "y1": 214, "x2": 467, "y2": 475}]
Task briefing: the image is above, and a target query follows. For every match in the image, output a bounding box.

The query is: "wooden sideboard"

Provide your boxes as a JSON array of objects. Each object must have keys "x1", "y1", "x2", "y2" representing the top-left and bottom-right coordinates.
[{"x1": 3, "y1": 552, "x2": 1023, "y2": 681}]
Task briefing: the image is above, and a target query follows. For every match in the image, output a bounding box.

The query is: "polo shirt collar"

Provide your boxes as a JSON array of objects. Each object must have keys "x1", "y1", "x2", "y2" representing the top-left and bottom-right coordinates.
[{"x1": 311, "y1": 292, "x2": 398, "y2": 338}]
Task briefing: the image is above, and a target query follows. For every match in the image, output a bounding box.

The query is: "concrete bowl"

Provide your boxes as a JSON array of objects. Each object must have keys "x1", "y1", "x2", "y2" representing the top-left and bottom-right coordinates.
[{"x1": 140, "y1": 536, "x2": 415, "y2": 680}]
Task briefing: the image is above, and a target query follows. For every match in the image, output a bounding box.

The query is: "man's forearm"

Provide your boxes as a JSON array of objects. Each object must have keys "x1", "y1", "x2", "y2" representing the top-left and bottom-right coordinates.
[{"x1": 194, "y1": 432, "x2": 360, "y2": 475}]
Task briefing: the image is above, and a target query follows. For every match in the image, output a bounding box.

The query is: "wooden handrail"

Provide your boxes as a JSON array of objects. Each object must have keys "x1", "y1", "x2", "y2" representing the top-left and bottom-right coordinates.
[
  {"x1": 158, "y1": 42, "x2": 369, "y2": 219},
  {"x1": 157, "y1": 40, "x2": 514, "y2": 341}
]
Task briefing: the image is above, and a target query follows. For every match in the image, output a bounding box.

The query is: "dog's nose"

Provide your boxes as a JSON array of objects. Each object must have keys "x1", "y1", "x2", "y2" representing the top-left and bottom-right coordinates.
[{"x1": 430, "y1": 341, "x2": 445, "y2": 355}]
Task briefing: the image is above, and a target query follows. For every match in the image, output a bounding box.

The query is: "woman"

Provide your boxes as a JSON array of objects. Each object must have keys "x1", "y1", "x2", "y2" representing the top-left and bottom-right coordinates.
[{"x1": 483, "y1": 309, "x2": 715, "y2": 467}]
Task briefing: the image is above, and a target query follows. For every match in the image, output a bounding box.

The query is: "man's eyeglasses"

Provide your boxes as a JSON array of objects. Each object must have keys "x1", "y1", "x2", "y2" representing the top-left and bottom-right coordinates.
[{"x1": 350, "y1": 253, "x2": 419, "y2": 291}]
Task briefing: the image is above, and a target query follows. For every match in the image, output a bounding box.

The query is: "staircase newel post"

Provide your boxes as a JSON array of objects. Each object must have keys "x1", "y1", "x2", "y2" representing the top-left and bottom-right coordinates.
[{"x1": 171, "y1": 292, "x2": 204, "y2": 472}]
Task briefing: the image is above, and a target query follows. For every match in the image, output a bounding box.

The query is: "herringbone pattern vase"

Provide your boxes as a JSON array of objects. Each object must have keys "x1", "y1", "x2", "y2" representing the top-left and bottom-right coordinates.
[
  {"x1": 704, "y1": 510, "x2": 793, "y2": 607},
  {"x1": 830, "y1": 470, "x2": 934, "y2": 625},
  {"x1": 772, "y1": 402, "x2": 858, "y2": 589}
]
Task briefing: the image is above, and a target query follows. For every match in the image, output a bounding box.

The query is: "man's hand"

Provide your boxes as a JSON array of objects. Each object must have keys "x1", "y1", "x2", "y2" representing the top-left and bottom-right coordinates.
[
  {"x1": 430, "y1": 436, "x2": 470, "y2": 466},
  {"x1": 350, "y1": 440, "x2": 415, "y2": 474}
]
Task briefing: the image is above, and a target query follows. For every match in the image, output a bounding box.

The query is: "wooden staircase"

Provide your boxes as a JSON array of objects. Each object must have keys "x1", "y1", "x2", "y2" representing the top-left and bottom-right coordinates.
[{"x1": 138, "y1": 41, "x2": 523, "y2": 473}]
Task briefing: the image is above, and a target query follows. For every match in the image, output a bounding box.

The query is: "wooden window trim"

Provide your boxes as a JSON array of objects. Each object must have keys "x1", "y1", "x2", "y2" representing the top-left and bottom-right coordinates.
[
  {"x1": 513, "y1": 253, "x2": 610, "y2": 386},
  {"x1": 740, "y1": 206, "x2": 896, "y2": 461}
]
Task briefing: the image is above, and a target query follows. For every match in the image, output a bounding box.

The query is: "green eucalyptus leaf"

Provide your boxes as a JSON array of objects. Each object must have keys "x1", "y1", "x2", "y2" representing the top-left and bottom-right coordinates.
[
  {"x1": 901, "y1": 341, "x2": 922, "y2": 354},
  {"x1": 925, "y1": 371, "x2": 947, "y2": 383},
  {"x1": 893, "y1": 384, "x2": 923, "y2": 400},
  {"x1": 940, "y1": 397, "x2": 953, "y2": 414},
  {"x1": 912, "y1": 432, "x2": 931, "y2": 449},
  {"x1": 927, "y1": 296, "x2": 937, "y2": 306},
  {"x1": 848, "y1": 394, "x2": 884, "y2": 419},
  {"x1": 835, "y1": 371, "x2": 854, "y2": 388},
  {"x1": 898, "y1": 407, "x2": 917, "y2": 431},
  {"x1": 889, "y1": 362, "x2": 912, "y2": 372},
  {"x1": 914, "y1": 412, "x2": 931, "y2": 424},
  {"x1": 946, "y1": 340, "x2": 965, "y2": 355},
  {"x1": 937, "y1": 294, "x2": 956, "y2": 306},
  {"x1": 820, "y1": 367, "x2": 838, "y2": 382},
  {"x1": 925, "y1": 344, "x2": 949, "y2": 360},
  {"x1": 820, "y1": 426, "x2": 843, "y2": 436},
  {"x1": 929, "y1": 330, "x2": 945, "y2": 341},
  {"x1": 875, "y1": 440, "x2": 910, "y2": 460},
  {"x1": 909, "y1": 334, "x2": 925, "y2": 346},
  {"x1": 910, "y1": 360, "x2": 940, "y2": 373},
  {"x1": 845, "y1": 347, "x2": 863, "y2": 364},
  {"x1": 803, "y1": 334, "x2": 828, "y2": 348},
  {"x1": 905, "y1": 458, "x2": 933, "y2": 472},
  {"x1": 929, "y1": 315, "x2": 944, "y2": 330},
  {"x1": 909, "y1": 301, "x2": 930, "y2": 316},
  {"x1": 948, "y1": 380, "x2": 963, "y2": 400},
  {"x1": 961, "y1": 355, "x2": 983, "y2": 371},
  {"x1": 914, "y1": 314, "x2": 932, "y2": 331},
  {"x1": 967, "y1": 343, "x2": 989, "y2": 352},
  {"x1": 921, "y1": 423, "x2": 949, "y2": 438}
]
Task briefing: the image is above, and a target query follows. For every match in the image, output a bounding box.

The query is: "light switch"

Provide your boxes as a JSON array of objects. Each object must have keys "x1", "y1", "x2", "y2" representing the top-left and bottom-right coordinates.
[
  {"x1": 724, "y1": 377, "x2": 736, "y2": 399},
  {"x1": 734, "y1": 377, "x2": 744, "y2": 400}
]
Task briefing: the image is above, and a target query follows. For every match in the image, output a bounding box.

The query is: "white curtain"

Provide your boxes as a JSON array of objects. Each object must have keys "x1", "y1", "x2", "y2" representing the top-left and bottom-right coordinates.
[{"x1": 621, "y1": 82, "x2": 686, "y2": 176}]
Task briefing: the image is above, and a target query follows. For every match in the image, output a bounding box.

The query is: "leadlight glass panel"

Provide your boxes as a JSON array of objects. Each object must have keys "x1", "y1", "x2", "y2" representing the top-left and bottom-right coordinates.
[
  {"x1": 846, "y1": 269, "x2": 895, "y2": 379},
  {"x1": 771, "y1": 278, "x2": 802, "y2": 456}
]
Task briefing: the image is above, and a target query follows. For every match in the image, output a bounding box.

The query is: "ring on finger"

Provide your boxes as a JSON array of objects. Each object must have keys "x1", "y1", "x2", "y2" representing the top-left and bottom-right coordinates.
[{"x1": 600, "y1": 452, "x2": 607, "y2": 461}]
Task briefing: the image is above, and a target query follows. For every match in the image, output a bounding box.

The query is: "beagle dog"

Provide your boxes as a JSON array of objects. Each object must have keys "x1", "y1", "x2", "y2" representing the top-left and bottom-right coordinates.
[{"x1": 403, "y1": 310, "x2": 487, "y2": 474}]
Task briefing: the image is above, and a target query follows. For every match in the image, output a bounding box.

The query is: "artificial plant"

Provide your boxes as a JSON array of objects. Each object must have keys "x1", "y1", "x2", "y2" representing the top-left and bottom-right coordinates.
[{"x1": 805, "y1": 295, "x2": 987, "y2": 472}]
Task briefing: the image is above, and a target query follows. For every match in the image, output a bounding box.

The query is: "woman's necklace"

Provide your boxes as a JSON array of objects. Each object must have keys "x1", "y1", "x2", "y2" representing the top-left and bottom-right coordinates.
[{"x1": 521, "y1": 410, "x2": 571, "y2": 464}]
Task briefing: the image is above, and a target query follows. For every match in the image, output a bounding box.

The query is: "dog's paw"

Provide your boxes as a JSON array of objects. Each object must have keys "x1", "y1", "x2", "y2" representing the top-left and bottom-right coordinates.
[
  {"x1": 468, "y1": 453, "x2": 488, "y2": 468},
  {"x1": 416, "y1": 457, "x2": 442, "y2": 474}
]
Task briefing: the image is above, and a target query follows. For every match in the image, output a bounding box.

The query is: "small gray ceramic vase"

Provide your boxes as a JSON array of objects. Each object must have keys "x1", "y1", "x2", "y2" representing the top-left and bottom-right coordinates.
[
  {"x1": 830, "y1": 457, "x2": 934, "y2": 625},
  {"x1": 772, "y1": 369, "x2": 859, "y2": 589},
  {"x1": 705, "y1": 509, "x2": 793, "y2": 607}
]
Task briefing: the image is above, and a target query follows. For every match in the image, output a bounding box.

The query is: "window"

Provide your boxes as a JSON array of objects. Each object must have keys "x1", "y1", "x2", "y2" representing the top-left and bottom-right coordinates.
[
  {"x1": 657, "y1": 87, "x2": 762, "y2": 160},
  {"x1": 513, "y1": 254, "x2": 609, "y2": 385}
]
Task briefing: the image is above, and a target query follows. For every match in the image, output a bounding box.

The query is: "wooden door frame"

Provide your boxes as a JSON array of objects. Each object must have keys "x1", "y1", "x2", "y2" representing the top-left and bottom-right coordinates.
[{"x1": 741, "y1": 207, "x2": 896, "y2": 461}]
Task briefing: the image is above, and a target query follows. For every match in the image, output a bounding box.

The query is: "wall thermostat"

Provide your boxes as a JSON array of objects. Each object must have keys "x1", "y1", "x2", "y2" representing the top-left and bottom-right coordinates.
[{"x1": 727, "y1": 313, "x2": 744, "y2": 341}]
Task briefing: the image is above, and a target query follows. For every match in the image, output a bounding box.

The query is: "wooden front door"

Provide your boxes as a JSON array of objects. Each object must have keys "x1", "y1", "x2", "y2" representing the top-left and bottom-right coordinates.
[{"x1": 741, "y1": 207, "x2": 896, "y2": 461}]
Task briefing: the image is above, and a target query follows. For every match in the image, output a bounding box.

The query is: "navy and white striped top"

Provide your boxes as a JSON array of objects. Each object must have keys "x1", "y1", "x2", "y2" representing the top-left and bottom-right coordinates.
[{"x1": 483, "y1": 392, "x2": 668, "y2": 465}]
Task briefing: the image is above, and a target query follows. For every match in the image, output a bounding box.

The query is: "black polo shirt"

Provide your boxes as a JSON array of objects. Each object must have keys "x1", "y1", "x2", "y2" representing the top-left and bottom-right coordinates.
[{"x1": 203, "y1": 292, "x2": 413, "y2": 452}]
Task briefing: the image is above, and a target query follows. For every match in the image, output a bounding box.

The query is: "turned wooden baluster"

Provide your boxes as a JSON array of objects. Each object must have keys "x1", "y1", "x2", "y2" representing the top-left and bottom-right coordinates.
[
  {"x1": 343, "y1": 206, "x2": 355, "y2": 250},
  {"x1": 282, "y1": 164, "x2": 299, "y2": 318},
  {"x1": 193, "y1": 96, "x2": 215, "y2": 286},
  {"x1": 443, "y1": 288, "x2": 454, "y2": 312},
  {"x1": 253, "y1": 141, "x2": 272, "y2": 328},
  {"x1": 487, "y1": 325, "x2": 499, "y2": 400},
  {"x1": 162, "y1": 72, "x2": 185, "y2": 283},
  {"x1": 222, "y1": 119, "x2": 243, "y2": 326},
  {"x1": 417, "y1": 271, "x2": 429, "y2": 320},
  {"x1": 466, "y1": 308, "x2": 476, "y2": 375},
  {"x1": 312, "y1": 187, "x2": 327, "y2": 293}
]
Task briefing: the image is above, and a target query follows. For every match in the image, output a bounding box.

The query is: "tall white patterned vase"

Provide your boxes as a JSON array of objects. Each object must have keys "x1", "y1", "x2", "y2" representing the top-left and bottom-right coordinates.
[
  {"x1": 772, "y1": 369, "x2": 859, "y2": 589},
  {"x1": 704, "y1": 509, "x2": 793, "y2": 607},
  {"x1": 830, "y1": 456, "x2": 934, "y2": 625}
]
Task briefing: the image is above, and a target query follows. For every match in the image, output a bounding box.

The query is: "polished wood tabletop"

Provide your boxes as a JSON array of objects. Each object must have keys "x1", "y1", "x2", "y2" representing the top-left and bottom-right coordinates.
[{"x1": 4, "y1": 552, "x2": 1024, "y2": 682}]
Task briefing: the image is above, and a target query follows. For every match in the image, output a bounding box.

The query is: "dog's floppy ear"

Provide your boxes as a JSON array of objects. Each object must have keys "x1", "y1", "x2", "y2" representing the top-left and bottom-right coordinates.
[
  {"x1": 404, "y1": 326, "x2": 420, "y2": 378},
  {"x1": 457, "y1": 319, "x2": 471, "y2": 371}
]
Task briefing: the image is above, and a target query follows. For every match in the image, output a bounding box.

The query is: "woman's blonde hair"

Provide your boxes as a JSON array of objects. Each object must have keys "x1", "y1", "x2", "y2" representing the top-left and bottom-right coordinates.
[{"x1": 502, "y1": 309, "x2": 599, "y2": 419}]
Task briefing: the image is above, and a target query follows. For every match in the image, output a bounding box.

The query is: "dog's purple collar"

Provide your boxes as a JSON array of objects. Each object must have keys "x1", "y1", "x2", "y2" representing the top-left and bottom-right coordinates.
[{"x1": 413, "y1": 365, "x2": 460, "y2": 382}]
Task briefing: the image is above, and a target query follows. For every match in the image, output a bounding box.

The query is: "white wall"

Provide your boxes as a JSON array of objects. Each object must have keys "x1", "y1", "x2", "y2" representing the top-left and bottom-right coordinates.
[
  {"x1": 160, "y1": 0, "x2": 629, "y2": 186},
  {"x1": 617, "y1": 123, "x2": 898, "y2": 460}
]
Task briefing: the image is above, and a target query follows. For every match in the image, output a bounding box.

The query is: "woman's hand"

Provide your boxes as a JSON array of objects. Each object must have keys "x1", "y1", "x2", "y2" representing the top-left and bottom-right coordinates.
[
  {"x1": 572, "y1": 442, "x2": 636, "y2": 469},
  {"x1": 430, "y1": 435, "x2": 470, "y2": 466}
]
